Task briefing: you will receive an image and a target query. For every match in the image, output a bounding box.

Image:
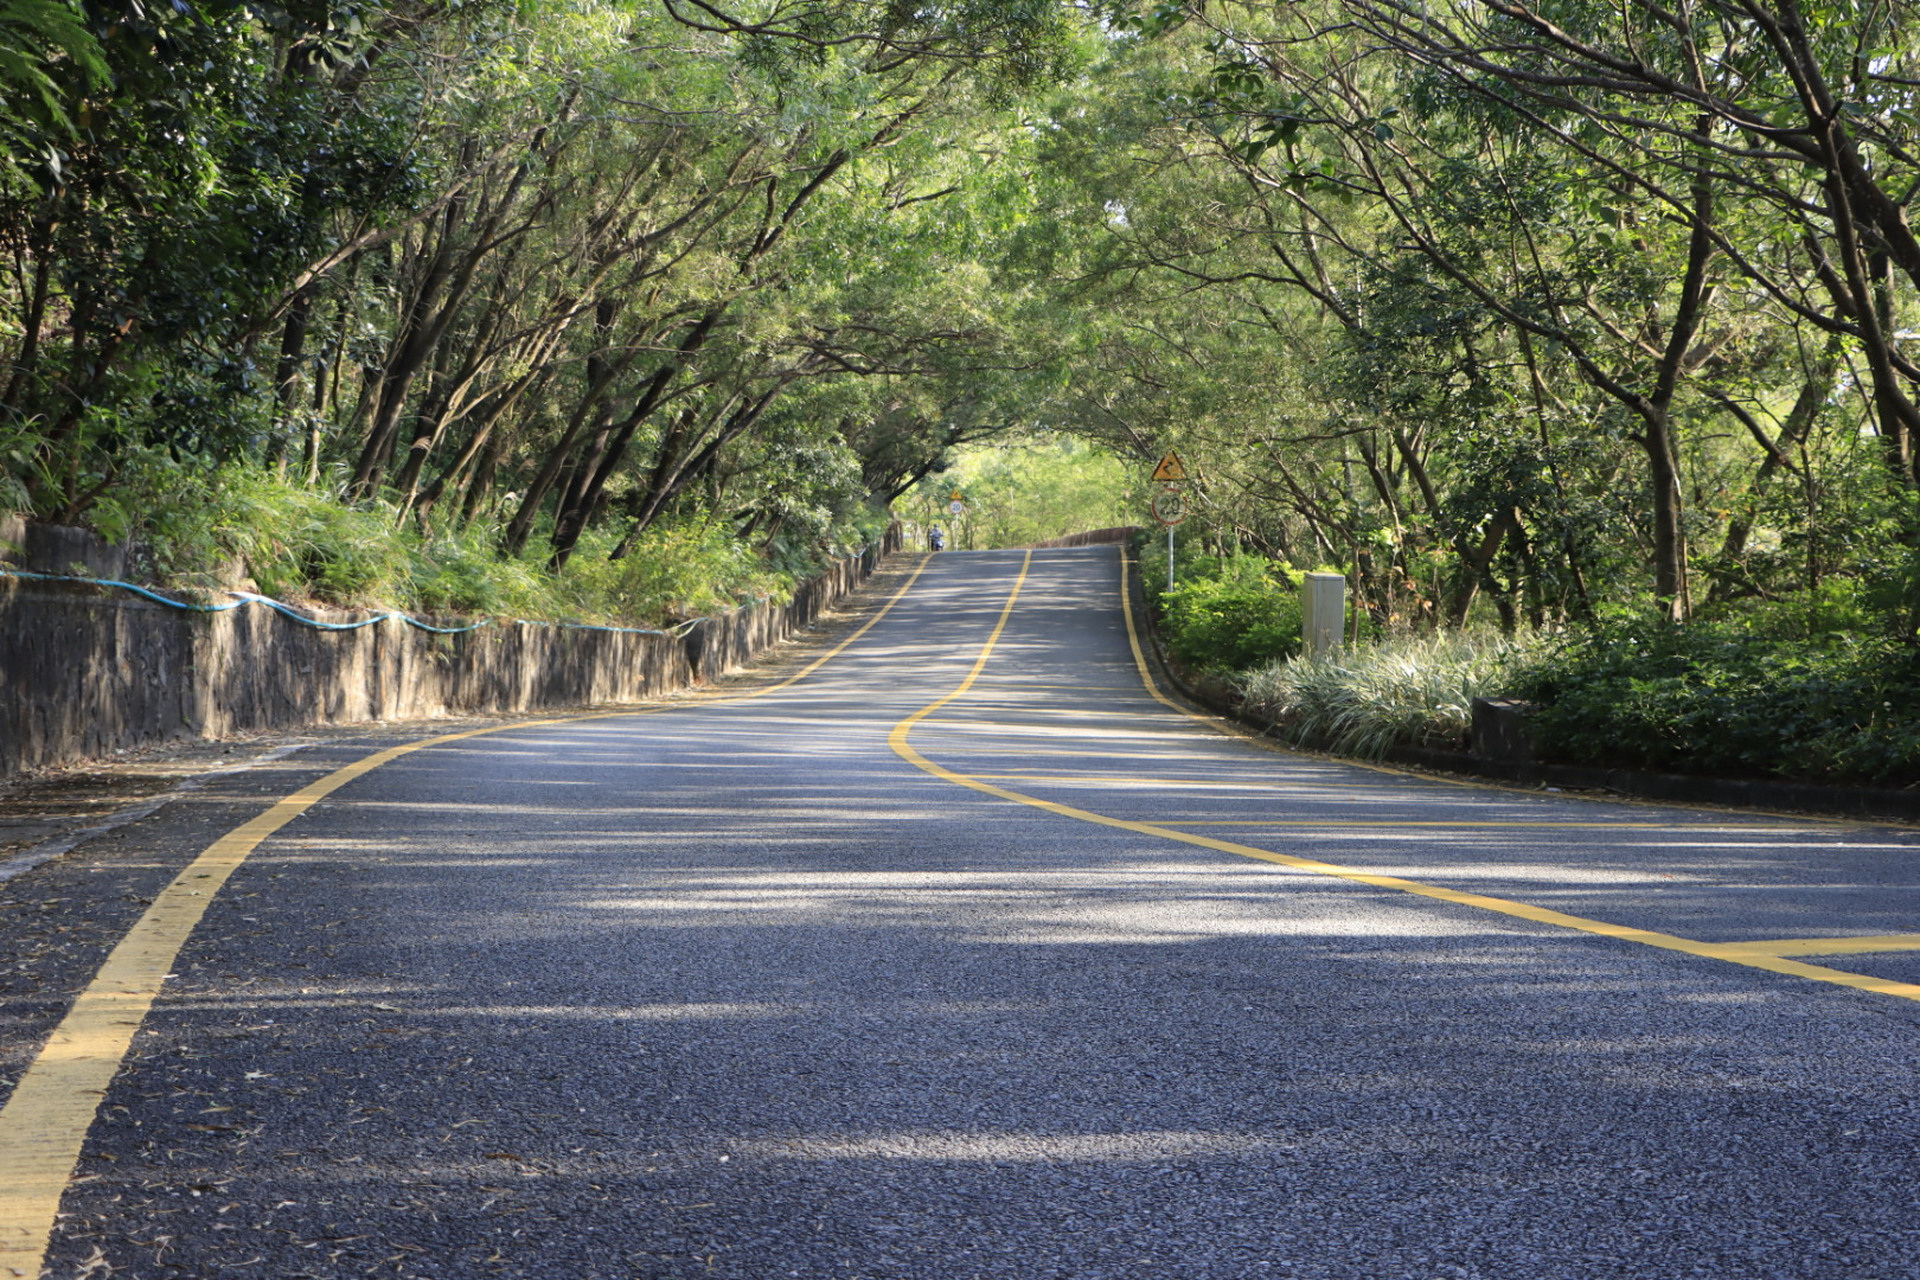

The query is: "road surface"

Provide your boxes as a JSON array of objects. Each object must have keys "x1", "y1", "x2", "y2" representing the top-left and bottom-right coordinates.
[{"x1": 4, "y1": 546, "x2": 1920, "y2": 1279}]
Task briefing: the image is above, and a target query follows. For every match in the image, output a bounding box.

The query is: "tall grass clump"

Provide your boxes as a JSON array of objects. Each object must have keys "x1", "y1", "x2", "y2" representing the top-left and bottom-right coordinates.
[
  {"x1": 1241, "y1": 631, "x2": 1538, "y2": 759},
  {"x1": 123, "y1": 463, "x2": 847, "y2": 627}
]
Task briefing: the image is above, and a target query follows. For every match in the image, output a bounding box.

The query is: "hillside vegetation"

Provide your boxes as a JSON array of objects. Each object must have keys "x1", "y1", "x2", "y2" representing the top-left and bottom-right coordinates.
[{"x1": 3, "y1": 0, "x2": 1918, "y2": 770}]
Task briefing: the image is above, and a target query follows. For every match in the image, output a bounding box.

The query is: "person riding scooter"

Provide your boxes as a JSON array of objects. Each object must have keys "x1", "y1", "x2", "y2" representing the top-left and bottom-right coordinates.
[{"x1": 929, "y1": 524, "x2": 946, "y2": 551}]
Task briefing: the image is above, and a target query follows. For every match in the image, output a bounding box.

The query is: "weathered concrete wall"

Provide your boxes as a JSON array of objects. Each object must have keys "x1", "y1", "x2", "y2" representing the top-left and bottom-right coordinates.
[
  {"x1": 1, "y1": 528, "x2": 895, "y2": 779},
  {"x1": 681, "y1": 544, "x2": 883, "y2": 679}
]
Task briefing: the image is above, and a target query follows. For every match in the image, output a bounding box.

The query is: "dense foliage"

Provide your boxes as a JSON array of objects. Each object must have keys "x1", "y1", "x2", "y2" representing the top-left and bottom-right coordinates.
[
  {"x1": 0, "y1": 0, "x2": 1076, "y2": 612},
  {"x1": 1147, "y1": 551, "x2": 1306, "y2": 673},
  {"x1": 900, "y1": 438, "x2": 1129, "y2": 550},
  {"x1": 1030, "y1": 0, "x2": 1920, "y2": 638},
  {"x1": 134, "y1": 464, "x2": 879, "y2": 623},
  {"x1": 4, "y1": 0, "x2": 1920, "y2": 777},
  {"x1": 1514, "y1": 623, "x2": 1920, "y2": 785}
]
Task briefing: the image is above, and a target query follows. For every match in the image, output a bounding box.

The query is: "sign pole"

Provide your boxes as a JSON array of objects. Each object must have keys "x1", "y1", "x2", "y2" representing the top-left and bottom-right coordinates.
[{"x1": 1148, "y1": 451, "x2": 1190, "y2": 590}]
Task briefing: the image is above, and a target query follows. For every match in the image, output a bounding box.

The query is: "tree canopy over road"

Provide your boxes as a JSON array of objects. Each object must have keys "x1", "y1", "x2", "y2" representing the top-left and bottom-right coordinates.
[{"x1": 2, "y1": 0, "x2": 1918, "y2": 638}]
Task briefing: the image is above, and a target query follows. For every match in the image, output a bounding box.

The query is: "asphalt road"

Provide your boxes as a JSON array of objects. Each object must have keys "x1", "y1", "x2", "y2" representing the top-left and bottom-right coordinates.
[{"x1": 6, "y1": 546, "x2": 1920, "y2": 1280}]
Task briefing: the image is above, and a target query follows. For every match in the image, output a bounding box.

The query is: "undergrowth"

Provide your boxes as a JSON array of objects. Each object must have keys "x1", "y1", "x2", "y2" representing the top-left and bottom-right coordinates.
[
  {"x1": 1511, "y1": 619, "x2": 1920, "y2": 786},
  {"x1": 103, "y1": 465, "x2": 878, "y2": 626},
  {"x1": 1147, "y1": 550, "x2": 1308, "y2": 673},
  {"x1": 1240, "y1": 631, "x2": 1536, "y2": 759}
]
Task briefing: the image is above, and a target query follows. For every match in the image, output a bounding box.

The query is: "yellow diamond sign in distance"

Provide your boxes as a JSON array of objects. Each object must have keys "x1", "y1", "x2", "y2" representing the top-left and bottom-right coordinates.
[{"x1": 1151, "y1": 451, "x2": 1188, "y2": 483}]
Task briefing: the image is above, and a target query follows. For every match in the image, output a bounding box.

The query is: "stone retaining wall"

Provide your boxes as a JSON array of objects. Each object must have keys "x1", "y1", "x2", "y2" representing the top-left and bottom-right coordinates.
[{"x1": 1, "y1": 528, "x2": 898, "y2": 780}]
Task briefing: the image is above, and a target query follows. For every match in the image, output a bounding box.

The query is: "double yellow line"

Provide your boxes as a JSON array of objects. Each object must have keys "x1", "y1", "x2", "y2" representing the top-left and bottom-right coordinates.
[
  {"x1": 887, "y1": 551, "x2": 1920, "y2": 1006},
  {"x1": 0, "y1": 556, "x2": 933, "y2": 1277}
]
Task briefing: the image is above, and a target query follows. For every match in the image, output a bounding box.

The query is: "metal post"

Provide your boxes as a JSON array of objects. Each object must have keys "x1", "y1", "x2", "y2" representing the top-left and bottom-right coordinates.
[{"x1": 1167, "y1": 526, "x2": 1175, "y2": 588}]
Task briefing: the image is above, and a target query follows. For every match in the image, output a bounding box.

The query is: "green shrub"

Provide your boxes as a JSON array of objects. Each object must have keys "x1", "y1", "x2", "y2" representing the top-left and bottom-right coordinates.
[
  {"x1": 142, "y1": 466, "x2": 415, "y2": 605},
  {"x1": 1241, "y1": 630, "x2": 1536, "y2": 758},
  {"x1": 1157, "y1": 554, "x2": 1305, "y2": 673},
  {"x1": 559, "y1": 520, "x2": 790, "y2": 623},
  {"x1": 1510, "y1": 620, "x2": 1920, "y2": 785},
  {"x1": 113, "y1": 461, "x2": 853, "y2": 628}
]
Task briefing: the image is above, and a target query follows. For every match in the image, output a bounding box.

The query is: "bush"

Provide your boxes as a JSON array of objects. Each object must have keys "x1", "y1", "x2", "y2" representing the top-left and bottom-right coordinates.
[
  {"x1": 559, "y1": 520, "x2": 789, "y2": 623},
  {"x1": 1510, "y1": 620, "x2": 1920, "y2": 786},
  {"x1": 1157, "y1": 554, "x2": 1305, "y2": 673},
  {"x1": 1241, "y1": 630, "x2": 1536, "y2": 759},
  {"x1": 115, "y1": 462, "x2": 856, "y2": 628}
]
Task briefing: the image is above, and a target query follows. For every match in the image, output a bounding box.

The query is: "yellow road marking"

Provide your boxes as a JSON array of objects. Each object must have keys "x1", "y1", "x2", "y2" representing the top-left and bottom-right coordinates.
[
  {"x1": 739, "y1": 556, "x2": 932, "y2": 696},
  {"x1": 886, "y1": 550, "x2": 1034, "y2": 777},
  {"x1": 914, "y1": 720, "x2": 1215, "y2": 739},
  {"x1": 952, "y1": 780, "x2": 1817, "y2": 833},
  {"x1": 1121, "y1": 820, "x2": 1724, "y2": 829},
  {"x1": 1118, "y1": 566, "x2": 1249, "y2": 731},
  {"x1": 950, "y1": 748, "x2": 1225, "y2": 760},
  {"x1": 887, "y1": 550, "x2": 1920, "y2": 1006},
  {"x1": 918, "y1": 708, "x2": 1174, "y2": 721},
  {"x1": 967, "y1": 683, "x2": 1143, "y2": 692},
  {"x1": 966, "y1": 773, "x2": 1303, "y2": 788},
  {"x1": 1715, "y1": 935, "x2": 1920, "y2": 958},
  {"x1": 0, "y1": 555, "x2": 934, "y2": 1277},
  {"x1": 0, "y1": 725, "x2": 528, "y2": 1273},
  {"x1": 1118, "y1": 555, "x2": 1894, "y2": 831}
]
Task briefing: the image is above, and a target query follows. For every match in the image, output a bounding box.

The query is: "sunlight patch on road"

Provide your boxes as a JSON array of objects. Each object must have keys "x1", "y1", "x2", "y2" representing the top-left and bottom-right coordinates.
[{"x1": 745, "y1": 1130, "x2": 1292, "y2": 1163}]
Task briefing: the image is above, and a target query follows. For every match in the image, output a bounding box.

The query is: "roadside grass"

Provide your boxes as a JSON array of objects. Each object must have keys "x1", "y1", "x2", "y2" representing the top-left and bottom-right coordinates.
[
  {"x1": 1239, "y1": 630, "x2": 1539, "y2": 759},
  {"x1": 1140, "y1": 543, "x2": 1920, "y2": 785},
  {"x1": 121, "y1": 464, "x2": 876, "y2": 627}
]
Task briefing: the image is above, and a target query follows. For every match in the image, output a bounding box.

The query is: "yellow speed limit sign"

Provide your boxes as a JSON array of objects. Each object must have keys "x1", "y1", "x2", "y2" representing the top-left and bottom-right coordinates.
[{"x1": 1150, "y1": 486, "x2": 1187, "y2": 526}]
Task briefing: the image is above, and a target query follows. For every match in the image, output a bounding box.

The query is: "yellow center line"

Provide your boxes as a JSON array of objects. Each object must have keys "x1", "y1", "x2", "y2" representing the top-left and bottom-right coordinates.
[
  {"x1": 1147, "y1": 820, "x2": 1730, "y2": 829},
  {"x1": 0, "y1": 554, "x2": 935, "y2": 1277},
  {"x1": 967, "y1": 683, "x2": 1142, "y2": 692},
  {"x1": 886, "y1": 551, "x2": 1035, "y2": 772},
  {"x1": 919, "y1": 711, "x2": 1172, "y2": 723},
  {"x1": 956, "y1": 777, "x2": 1829, "y2": 833},
  {"x1": 1714, "y1": 935, "x2": 1920, "y2": 957},
  {"x1": 886, "y1": 551, "x2": 1920, "y2": 1007},
  {"x1": 966, "y1": 773, "x2": 1293, "y2": 788},
  {"x1": 944, "y1": 749, "x2": 1221, "y2": 760}
]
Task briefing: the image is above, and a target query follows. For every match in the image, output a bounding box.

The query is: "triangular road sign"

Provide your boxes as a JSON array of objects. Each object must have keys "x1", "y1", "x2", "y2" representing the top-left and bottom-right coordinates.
[{"x1": 1151, "y1": 451, "x2": 1188, "y2": 483}]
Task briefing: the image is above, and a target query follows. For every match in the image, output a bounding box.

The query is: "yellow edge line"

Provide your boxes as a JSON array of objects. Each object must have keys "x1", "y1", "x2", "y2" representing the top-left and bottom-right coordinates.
[
  {"x1": 965, "y1": 773, "x2": 1302, "y2": 787},
  {"x1": 1120, "y1": 556, "x2": 1248, "y2": 728},
  {"x1": 1119, "y1": 553, "x2": 1891, "y2": 829},
  {"x1": 886, "y1": 550, "x2": 1920, "y2": 1007},
  {"x1": 745, "y1": 555, "x2": 931, "y2": 697},
  {"x1": 0, "y1": 554, "x2": 933, "y2": 1275}
]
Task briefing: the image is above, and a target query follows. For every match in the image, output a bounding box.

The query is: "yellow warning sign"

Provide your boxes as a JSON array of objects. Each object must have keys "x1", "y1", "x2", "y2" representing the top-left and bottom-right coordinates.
[{"x1": 1151, "y1": 451, "x2": 1188, "y2": 483}]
